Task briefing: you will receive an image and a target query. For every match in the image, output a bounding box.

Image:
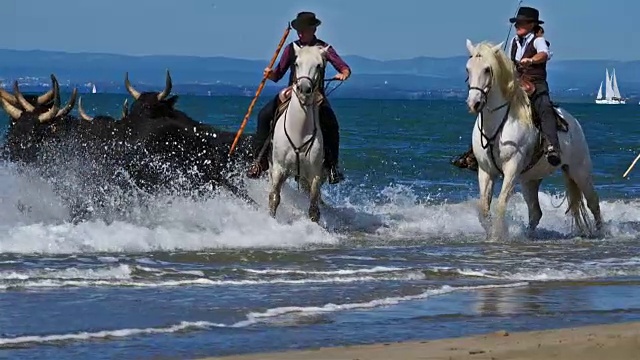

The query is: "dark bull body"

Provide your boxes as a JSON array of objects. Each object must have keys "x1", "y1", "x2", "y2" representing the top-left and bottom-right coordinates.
[
  {"x1": 0, "y1": 71, "x2": 258, "y2": 220},
  {"x1": 121, "y1": 70, "x2": 256, "y2": 203}
]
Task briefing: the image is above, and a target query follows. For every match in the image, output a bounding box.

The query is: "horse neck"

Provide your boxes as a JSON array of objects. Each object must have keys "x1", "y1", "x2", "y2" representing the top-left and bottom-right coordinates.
[
  {"x1": 481, "y1": 85, "x2": 512, "y2": 133},
  {"x1": 284, "y1": 92, "x2": 320, "y2": 140}
]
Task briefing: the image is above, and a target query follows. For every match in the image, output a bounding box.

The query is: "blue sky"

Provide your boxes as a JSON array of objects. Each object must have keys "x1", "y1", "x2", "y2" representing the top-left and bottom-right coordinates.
[{"x1": 3, "y1": 0, "x2": 636, "y2": 61}]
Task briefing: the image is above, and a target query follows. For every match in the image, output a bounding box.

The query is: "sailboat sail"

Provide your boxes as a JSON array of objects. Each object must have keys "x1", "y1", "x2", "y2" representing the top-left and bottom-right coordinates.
[
  {"x1": 604, "y1": 69, "x2": 614, "y2": 100},
  {"x1": 92, "y1": 84, "x2": 97, "y2": 94},
  {"x1": 612, "y1": 70, "x2": 621, "y2": 99},
  {"x1": 595, "y1": 68, "x2": 625, "y2": 104}
]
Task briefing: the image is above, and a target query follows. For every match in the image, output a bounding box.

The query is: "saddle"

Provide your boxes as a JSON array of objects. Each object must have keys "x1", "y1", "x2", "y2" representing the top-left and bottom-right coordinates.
[
  {"x1": 519, "y1": 78, "x2": 569, "y2": 133},
  {"x1": 273, "y1": 86, "x2": 325, "y2": 125}
]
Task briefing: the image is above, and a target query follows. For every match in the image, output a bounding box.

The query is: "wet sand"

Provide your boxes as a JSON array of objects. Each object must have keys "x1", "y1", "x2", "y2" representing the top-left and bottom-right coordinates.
[{"x1": 202, "y1": 321, "x2": 640, "y2": 360}]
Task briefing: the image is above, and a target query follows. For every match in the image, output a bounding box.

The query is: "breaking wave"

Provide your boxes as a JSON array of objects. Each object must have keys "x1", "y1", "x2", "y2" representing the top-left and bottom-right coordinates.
[{"x1": 0, "y1": 156, "x2": 639, "y2": 255}]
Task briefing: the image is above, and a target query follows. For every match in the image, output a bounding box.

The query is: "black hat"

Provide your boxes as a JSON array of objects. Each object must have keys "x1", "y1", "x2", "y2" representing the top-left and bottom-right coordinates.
[
  {"x1": 291, "y1": 12, "x2": 321, "y2": 31},
  {"x1": 509, "y1": 6, "x2": 544, "y2": 24}
]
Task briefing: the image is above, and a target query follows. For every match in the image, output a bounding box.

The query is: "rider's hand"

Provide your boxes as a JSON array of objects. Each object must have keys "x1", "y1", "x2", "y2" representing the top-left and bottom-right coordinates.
[
  {"x1": 519, "y1": 58, "x2": 533, "y2": 66},
  {"x1": 333, "y1": 73, "x2": 348, "y2": 81},
  {"x1": 263, "y1": 67, "x2": 274, "y2": 80}
]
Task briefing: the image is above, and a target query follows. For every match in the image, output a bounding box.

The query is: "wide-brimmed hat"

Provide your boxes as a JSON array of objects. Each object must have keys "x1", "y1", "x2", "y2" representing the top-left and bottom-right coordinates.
[
  {"x1": 509, "y1": 6, "x2": 544, "y2": 24},
  {"x1": 291, "y1": 12, "x2": 321, "y2": 30}
]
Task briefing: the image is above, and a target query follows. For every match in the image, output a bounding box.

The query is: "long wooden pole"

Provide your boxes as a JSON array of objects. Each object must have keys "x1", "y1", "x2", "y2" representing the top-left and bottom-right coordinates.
[
  {"x1": 503, "y1": 0, "x2": 523, "y2": 51},
  {"x1": 622, "y1": 152, "x2": 640, "y2": 178},
  {"x1": 229, "y1": 23, "x2": 291, "y2": 156}
]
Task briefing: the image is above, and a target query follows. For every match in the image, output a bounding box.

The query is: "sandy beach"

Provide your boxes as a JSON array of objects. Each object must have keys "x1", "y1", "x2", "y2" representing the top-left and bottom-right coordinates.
[{"x1": 202, "y1": 321, "x2": 640, "y2": 360}]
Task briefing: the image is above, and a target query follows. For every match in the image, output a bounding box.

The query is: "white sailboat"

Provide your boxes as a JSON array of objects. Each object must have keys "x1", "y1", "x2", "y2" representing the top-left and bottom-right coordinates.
[
  {"x1": 92, "y1": 84, "x2": 97, "y2": 94},
  {"x1": 595, "y1": 68, "x2": 625, "y2": 104}
]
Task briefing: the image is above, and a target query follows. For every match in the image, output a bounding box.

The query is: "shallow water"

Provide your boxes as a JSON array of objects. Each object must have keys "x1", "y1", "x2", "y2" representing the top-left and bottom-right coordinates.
[{"x1": 0, "y1": 96, "x2": 639, "y2": 359}]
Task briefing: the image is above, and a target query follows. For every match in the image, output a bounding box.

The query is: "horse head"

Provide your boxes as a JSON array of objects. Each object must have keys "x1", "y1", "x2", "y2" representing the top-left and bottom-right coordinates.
[
  {"x1": 465, "y1": 39, "x2": 506, "y2": 114},
  {"x1": 291, "y1": 43, "x2": 329, "y2": 105}
]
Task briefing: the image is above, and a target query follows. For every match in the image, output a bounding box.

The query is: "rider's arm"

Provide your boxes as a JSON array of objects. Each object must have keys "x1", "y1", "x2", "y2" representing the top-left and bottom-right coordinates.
[
  {"x1": 270, "y1": 44, "x2": 293, "y2": 82},
  {"x1": 326, "y1": 46, "x2": 351, "y2": 79},
  {"x1": 531, "y1": 37, "x2": 550, "y2": 64}
]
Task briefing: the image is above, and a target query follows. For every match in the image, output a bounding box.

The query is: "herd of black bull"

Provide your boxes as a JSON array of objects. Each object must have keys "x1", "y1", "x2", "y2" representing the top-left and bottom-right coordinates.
[{"x1": 0, "y1": 71, "x2": 257, "y2": 220}]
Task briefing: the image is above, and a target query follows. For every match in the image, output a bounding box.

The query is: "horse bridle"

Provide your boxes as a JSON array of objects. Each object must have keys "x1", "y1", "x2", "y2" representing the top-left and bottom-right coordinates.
[
  {"x1": 282, "y1": 66, "x2": 325, "y2": 182},
  {"x1": 466, "y1": 55, "x2": 512, "y2": 176},
  {"x1": 292, "y1": 70, "x2": 322, "y2": 106}
]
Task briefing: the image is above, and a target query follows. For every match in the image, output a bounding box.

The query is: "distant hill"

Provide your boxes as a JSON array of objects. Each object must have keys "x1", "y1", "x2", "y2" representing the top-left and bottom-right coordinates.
[{"x1": 1, "y1": 48, "x2": 639, "y2": 100}]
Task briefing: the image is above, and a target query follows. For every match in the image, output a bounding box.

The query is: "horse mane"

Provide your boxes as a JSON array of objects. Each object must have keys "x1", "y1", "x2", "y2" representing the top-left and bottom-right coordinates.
[{"x1": 473, "y1": 42, "x2": 532, "y2": 126}]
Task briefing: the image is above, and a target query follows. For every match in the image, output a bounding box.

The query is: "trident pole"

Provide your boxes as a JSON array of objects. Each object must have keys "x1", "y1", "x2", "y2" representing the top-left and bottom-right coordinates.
[{"x1": 229, "y1": 23, "x2": 291, "y2": 156}]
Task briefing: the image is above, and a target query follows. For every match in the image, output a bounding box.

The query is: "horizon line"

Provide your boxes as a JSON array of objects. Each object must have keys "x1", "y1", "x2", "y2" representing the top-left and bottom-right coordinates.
[{"x1": 0, "y1": 47, "x2": 634, "y2": 64}]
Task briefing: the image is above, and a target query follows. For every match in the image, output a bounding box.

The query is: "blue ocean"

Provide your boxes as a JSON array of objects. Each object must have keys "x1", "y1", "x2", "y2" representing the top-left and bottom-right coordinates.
[{"x1": 1, "y1": 94, "x2": 639, "y2": 359}]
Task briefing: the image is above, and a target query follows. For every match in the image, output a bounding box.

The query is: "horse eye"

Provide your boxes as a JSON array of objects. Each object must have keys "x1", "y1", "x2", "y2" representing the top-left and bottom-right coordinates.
[{"x1": 484, "y1": 68, "x2": 490, "y2": 73}]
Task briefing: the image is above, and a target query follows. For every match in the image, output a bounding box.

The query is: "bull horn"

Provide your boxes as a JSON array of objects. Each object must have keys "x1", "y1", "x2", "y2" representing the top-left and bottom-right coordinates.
[
  {"x1": 0, "y1": 87, "x2": 17, "y2": 105},
  {"x1": 13, "y1": 81, "x2": 36, "y2": 112},
  {"x1": 121, "y1": 98, "x2": 129, "y2": 119},
  {"x1": 124, "y1": 72, "x2": 140, "y2": 100},
  {"x1": 56, "y1": 87, "x2": 78, "y2": 118},
  {"x1": 77, "y1": 97, "x2": 93, "y2": 121},
  {"x1": 157, "y1": 69, "x2": 172, "y2": 101},
  {"x1": 37, "y1": 87, "x2": 55, "y2": 105},
  {"x1": 0, "y1": 97, "x2": 23, "y2": 120},
  {"x1": 38, "y1": 75, "x2": 60, "y2": 123}
]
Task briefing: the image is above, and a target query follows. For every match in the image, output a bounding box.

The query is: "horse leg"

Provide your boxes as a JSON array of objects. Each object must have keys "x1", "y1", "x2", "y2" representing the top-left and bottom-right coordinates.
[
  {"x1": 268, "y1": 167, "x2": 286, "y2": 218},
  {"x1": 492, "y1": 165, "x2": 518, "y2": 240},
  {"x1": 296, "y1": 174, "x2": 327, "y2": 207},
  {"x1": 565, "y1": 166, "x2": 603, "y2": 236},
  {"x1": 309, "y1": 175, "x2": 322, "y2": 223},
  {"x1": 521, "y1": 179, "x2": 543, "y2": 238},
  {"x1": 477, "y1": 168, "x2": 495, "y2": 237}
]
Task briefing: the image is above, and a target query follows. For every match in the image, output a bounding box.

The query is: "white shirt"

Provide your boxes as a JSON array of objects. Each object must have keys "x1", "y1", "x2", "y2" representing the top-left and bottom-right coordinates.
[{"x1": 510, "y1": 32, "x2": 551, "y2": 61}]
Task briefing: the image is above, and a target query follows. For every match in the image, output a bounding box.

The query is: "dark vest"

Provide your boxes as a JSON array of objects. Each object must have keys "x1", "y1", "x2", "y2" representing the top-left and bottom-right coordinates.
[
  {"x1": 510, "y1": 36, "x2": 547, "y2": 82},
  {"x1": 287, "y1": 38, "x2": 328, "y2": 94}
]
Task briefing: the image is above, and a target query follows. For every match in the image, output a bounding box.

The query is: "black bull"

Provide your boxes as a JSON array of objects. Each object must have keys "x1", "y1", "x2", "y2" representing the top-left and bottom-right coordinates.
[{"x1": 1, "y1": 72, "x2": 257, "y2": 208}]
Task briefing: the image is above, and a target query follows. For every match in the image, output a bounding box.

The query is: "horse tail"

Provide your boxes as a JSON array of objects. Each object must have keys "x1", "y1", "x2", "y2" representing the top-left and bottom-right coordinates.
[{"x1": 562, "y1": 166, "x2": 594, "y2": 236}]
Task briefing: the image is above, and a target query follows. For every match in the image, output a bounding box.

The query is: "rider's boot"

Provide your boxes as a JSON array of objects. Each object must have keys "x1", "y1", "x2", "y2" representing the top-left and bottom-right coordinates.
[
  {"x1": 451, "y1": 146, "x2": 478, "y2": 171},
  {"x1": 246, "y1": 148, "x2": 269, "y2": 179}
]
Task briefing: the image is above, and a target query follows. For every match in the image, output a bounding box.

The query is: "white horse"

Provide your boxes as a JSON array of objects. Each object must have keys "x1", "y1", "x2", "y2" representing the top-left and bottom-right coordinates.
[
  {"x1": 268, "y1": 43, "x2": 329, "y2": 222},
  {"x1": 464, "y1": 39, "x2": 603, "y2": 240}
]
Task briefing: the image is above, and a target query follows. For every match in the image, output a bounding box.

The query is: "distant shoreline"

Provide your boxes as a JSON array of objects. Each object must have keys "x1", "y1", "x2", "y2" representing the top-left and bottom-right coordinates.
[
  {"x1": 0, "y1": 85, "x2": 602, "y2": 103},
  {"x1": 201, "y1": 321, "x2": 640, "y2": 360},
  {"x1": 1, "y1": 47, "x2": 638, "y2": 99}
]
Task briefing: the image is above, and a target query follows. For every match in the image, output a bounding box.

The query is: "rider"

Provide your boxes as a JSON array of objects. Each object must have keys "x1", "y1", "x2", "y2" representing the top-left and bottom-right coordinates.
[
  {"x1": 246, "y1": 11, "x2": 351, "y2": 184},
  {"x1": 535, "y1": 25, "x2": 551, "y2": 47},
  {"x1": 452, "y1": 6, "x2": 560, "y2": 171}
]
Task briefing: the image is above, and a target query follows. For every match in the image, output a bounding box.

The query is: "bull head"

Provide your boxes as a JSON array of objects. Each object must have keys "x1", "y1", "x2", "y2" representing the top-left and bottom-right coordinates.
[
  {"x1": 0, "y1": 74, "x2": 60, "y2": 123},
  {"x1": 124, "y1": 69, "x2": 172, "y2": 101},
  {"x1": 0, "y1": 84, "x2": 54, "y2": 108},
  {"x1": 11, "y1": 74, "x2": 75, "y2": 120}
]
